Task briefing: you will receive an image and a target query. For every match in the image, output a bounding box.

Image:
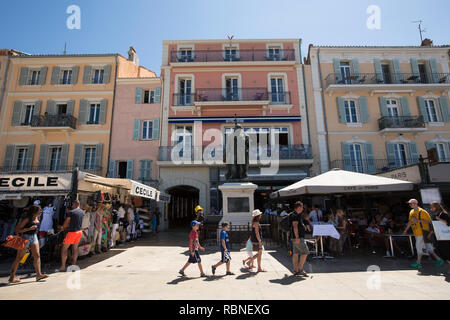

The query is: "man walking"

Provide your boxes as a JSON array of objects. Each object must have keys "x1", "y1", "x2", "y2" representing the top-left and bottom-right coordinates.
[
  {"x1": 290, "y1": 201, "x2": 311, "y2": 277},
  {"x1": 403, "y1": 199, "x2": 444, "y2": 270},
  {"x1": 57, "y1": 200, "x2": 85, "y2": 272}
]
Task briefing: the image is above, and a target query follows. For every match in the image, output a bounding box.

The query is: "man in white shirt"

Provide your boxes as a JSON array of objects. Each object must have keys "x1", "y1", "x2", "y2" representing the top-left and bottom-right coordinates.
[
  {"x1": 39, "y1": 204, "x2": 55, "y2": 247},
  {"x1": 309, "y1": 205, "x2": 323, "y2": 223}
]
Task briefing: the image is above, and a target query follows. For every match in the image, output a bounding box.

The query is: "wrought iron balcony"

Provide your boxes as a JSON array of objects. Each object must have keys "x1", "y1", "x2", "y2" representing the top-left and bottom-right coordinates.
[
  {"x1": 172, "y1": 93, "x2": 195, "y2": 106},
  {"x1": 158, "y1": 145, "x2": 312, "y2": 162},
  {"x1": 0, "y1": 165, "x2": 102, "y2": 174},
  {"x1": 30, "y1": 114, "x2": 77, "y2": 129},
  {"x1": 330, "y1": 159, "x2": 419, "y2": 174},
  {"x1": 195, "y1": 88, "x2": 268, "y2": 102},
  {"x1": 170, "y1": 49, "x2": 296, "y2": 63},
  {"x1": 378, "y1": 116, "x2": 426, "y2": 131},
  {"x1": 325, "y1": 72, "x2": 450, "y2": 87}
]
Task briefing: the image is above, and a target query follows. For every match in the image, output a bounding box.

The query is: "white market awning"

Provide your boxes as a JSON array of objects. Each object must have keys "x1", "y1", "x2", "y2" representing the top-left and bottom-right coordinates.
[{"x1": 270, "y1": 168, "x2": 414, "y2": 198}]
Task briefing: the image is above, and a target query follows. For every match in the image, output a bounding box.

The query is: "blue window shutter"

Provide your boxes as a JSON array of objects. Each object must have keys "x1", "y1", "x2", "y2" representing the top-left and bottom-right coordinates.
[
  {"x1": 429, "y1": 59, "x2": 439, "y2": 83},
  {"x1": 19, "y1": 67, "x2": 29, "y2": 85},
  {"x1": 51, "y1": 67, "x2": 60, "y2": 85},
  {"x1": 99, "y1": 99, "x2": 107, "y2": 124},
  {"x1": 417, "y1": 97, "x2": 428, "y2": 122},
  {"x1": 4, "y1": 145, "x2": 14, "y2": 171},
  {"x1": 153, "y1": 118, "x2": 160, "y2": 140},
  {"x1": 67, "y1": 100, "x2": 74, "y2": 116},
  {"x1": 38, "y1": 144, "x2": 49, "y2": 171},
  {"x1": 374, "y1": 59, "x2": 383, "y2": 82},
  {"x1": 333, "y1": 58, "x2": 341, "y2": 81},
  {"x1": 386, "y1": 142, "x2": 396, "y2": 168},
  {"x1": 341, "y1": 142, "x2": 351, "y2": 171},
  {"x1": 126, "y1": 160, "x2": 134, "y2": 179},
  {"x1": 103, "y1": 65, "x2": 111, "y2": 84},
  {"x1": 108, "y1": 160, "x2": 116, "y2": 178},
  {"x1": 410, "y1": 58, "x2": 420, "y2": 81},
  {"x1": 95, "y1": 144, "x2": 103, "y2": 171},
  {"x1": 39, "y1": 67, "x2": 47, "y2": 85},
  {"x1": 83, "y1": 66, "x2": 92, "y2": 84},
  {"x1": 135, "y1": 88, "x2": 143, "y2": 104},
  {"x1": 425, "y1": 141, "x2": 435, "y2": 150},
  {"x1": 155, "y1": 87, "x2": 161, "y2": 103},
  {"x1": 46, "y1": 99, "x2": 56, "y2": 115},
  {"x1": 25, "y1": 145, "x2": 35, "y2": 170},
  {"x1": 60, "y1": 144, "x2": 69, "y2": 170},
  {"x1": 378, "y1": 97, "x2": 388, "y2": 117},
  {"x1": 438, "y1": 97, "x2": 450, "y2": 122},
  {"x1": 147, "y1": 160, "x2": 153, "y2": 180},
  {"x1": 12, "y1": 101, "x2": 23, "y2": 126},
  {"x1": 351, "y1": 58, "x2": 360, "y2": 78},
  {"x1": 139, "y1": 160, "x2": 145, "y2": 180},
  {"x1": 392, "y1": 59, "x2": 401, "y2": 84},
  {"x1": 34, "y1": 100, "x2": 41, "y2": 117},
  {"x1": 72, "y1": 66, "x2": 79, "y2": 84},
  {"x1": 358, "y1": 97, "x2": 369, "y2": 123},
  {"x1": 409, "y1": 142, "x2": 419, "y2": 164},
  {"x1": 337, "y1": 98, "x2": 346, "y2": 123},
  {"x1": 73, "y1": 144, "x2": 83, "y2": 168},
  {"x1": 365, "y1": 142, "x2": 376, "y2": 174},
  {"x1": 78, "y1": 99, "x2": 88, "y2": 124},
  {"x1": 133, "y1": 119, "x2": 140, "y2": 140},
  {"x1": 400, "y1": 97, "x2": 410, "y2": 116}
]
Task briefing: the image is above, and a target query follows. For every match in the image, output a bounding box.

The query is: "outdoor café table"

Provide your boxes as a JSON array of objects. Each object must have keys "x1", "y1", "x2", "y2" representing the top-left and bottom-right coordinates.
[
  {"x1": 384, "y1": 233, "x2": 415, "y2": 258},
  {"x1": 312, "y1": 223, "x2": 340, "y2": 259}
]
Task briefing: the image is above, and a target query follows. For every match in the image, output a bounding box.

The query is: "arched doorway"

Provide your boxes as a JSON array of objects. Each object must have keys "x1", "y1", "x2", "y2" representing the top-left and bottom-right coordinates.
[{"x1": 167, "y1": 185, "x2": 199, "y2": 229}]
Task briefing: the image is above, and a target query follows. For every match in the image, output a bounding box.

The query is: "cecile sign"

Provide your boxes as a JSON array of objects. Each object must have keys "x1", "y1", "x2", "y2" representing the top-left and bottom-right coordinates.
[
  {"x1": 0, "y1": 173, "x2": 72, "y2": 192},
  {"x1": 130, "y1": 181, "x2": 159, "y2": 200}
]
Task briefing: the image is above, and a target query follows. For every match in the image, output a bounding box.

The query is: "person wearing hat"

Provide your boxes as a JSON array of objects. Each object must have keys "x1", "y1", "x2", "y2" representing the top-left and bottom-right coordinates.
[
  {"x1": 403, "y1": 199, "x2": 444, "y2": 270},
  {"x1": 179, "y1": 220, "x2": 207, "y2": 277},
  {"x1": 194, "y1": 205, "x2": 204, "y2": 223},
  {"x1": 249, "y1": 209, "x2": 266, "y2": 273}
]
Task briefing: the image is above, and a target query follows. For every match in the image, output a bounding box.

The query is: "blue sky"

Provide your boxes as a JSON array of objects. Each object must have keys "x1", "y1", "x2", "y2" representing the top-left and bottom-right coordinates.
[{"x1": 1, "y1": 0, "x2": 449, "y2": 75}]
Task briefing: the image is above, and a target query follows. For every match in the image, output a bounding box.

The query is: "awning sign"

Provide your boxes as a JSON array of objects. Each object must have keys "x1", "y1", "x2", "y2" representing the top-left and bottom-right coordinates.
[
  {"x1": 0, "y1": 173, "x2": 72, "y2": 192},
  {"x1": 130, "y1": 181, "x2": 159, "y2": 200}
]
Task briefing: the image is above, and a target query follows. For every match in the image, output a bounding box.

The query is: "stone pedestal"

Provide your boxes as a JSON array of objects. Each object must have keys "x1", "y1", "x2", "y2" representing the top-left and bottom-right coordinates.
[{"x1": 219, "y1": 182, "x2": 257, "y2": 226}]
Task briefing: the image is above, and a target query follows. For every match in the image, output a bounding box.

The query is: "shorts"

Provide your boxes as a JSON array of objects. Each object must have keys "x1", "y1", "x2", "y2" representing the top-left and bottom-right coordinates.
[
  {"x1": 415, "y1": 236, "x2": 434, "y2": 256},
  {"x1": 252, "y1": 243, "x2": 262, "y2": 252},
  {"x1": 22, "y1": 234, "x2": 39, "y2": 248},
  {"x1": 292, "y1": 238, "x2": 310, "y2": 255},
  {"x1": 188, "y1": 250, "x2": 201, "y2": 264},
  {"x1": 63, "y1": 231, "x2": 83, "y2": 245},
  {"x1": 221, "y1": 251, "x2": 231, "y2": 263}
]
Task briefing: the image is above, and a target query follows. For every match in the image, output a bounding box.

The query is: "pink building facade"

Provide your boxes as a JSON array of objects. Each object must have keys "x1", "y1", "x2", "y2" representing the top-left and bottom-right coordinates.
[{"x1": 159, "y1": 39, "x2": 312, "y2": 228}]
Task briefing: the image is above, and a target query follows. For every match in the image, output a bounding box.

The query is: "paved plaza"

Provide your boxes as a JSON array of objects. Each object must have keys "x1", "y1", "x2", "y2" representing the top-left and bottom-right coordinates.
[{"x1": 0, "y1": 232, "x2": 449, "y2": 300}]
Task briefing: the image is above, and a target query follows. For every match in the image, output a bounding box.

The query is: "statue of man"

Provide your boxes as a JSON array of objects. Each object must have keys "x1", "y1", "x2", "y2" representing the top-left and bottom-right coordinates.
[{"x1": 225, "y1": 119, "x2": 249, "y2": 182}]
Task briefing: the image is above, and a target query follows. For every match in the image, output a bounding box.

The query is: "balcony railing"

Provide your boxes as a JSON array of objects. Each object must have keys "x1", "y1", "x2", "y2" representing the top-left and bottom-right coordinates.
[
  {"x1": 173, "y1": 90, "x2": 291, "y2": 105},
  {"x1": 330, "y1": 159, "x2": 420, "y2": 174},
  {"x1": 0, "y1": 165, "x2": 102, "y2": 175},
  {"x1": 172, "y1": 93, "x2": 195, "y2": 106},
  {"x1": 325, "y1": 72, "x2": 450, "y2": 86},
  {"x1": 158, "y1": 145, "x2": 312, "y2": 162},
  {"x1": 170, "y1": 49, "x2": 296, "y2": 63},
  {"x1": 378, "y1": 116, "x2": 426, "y2": 131},
  {"x1": 31, "y1": 114, "x2": 77, "y2": 129}
]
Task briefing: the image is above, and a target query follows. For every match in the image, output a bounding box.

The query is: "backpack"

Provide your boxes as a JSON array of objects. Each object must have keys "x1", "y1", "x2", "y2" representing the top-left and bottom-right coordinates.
[{"x1": 280, "y1": 212, "x2": 294, "y2": 232}]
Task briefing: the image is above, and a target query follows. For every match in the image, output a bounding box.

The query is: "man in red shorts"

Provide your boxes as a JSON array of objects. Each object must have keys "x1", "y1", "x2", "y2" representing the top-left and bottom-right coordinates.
[{"x1": 56, "y1": 200, "x2": 85, "y2": 272}]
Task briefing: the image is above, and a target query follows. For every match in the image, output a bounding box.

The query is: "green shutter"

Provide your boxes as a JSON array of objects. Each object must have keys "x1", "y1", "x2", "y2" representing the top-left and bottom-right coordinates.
[
  {"x1": 374, "y1": 59, "x2": 383, "y2": 82},
  {"x1": 358, "y1": 97, "x2": 369, "y2": 123},
  {"x1": 147, "y1": 160, "x2": 153, "y2": 180},
  {"x1": 438, "y1": 97, "x2": 450, "y2": 122},
  {"x1": 133, "y1": 119, "x2": 140, "y2": 140},
  {"x1": 83, "y1": 66, "x2": 92, "y2": 84},
  {"x1": 46, "y1": 100, "x2": 56, "y2": 115},
  {"x1": 25, "y1": 145, "x2": 34, "y2": 170},
  {"x1": 39, "y1": 67, "x2": 47, "y2": 85},
  {"x1": 103, "y1": 65, "x2": 111, "y2": 84},
  {"x1": 95, "y1": 144, "x2": 103, "y2": 171},
  {"x1": 425, "y1": 141, "x2": 435, "y2": 150},
  {"x1": 365, "y1": 142, "x2": 376, "y2": 174},
  {"x1": 99, "y1": 99, "x2": 107, "y2": 124},
  {"x1": 386, "y1": 142, "x2": 396, "y2": 168},
  {"x1": 400, "y1": 97, "x2": 410, "y2": 116},
  {"x1": 78, "y1": 99, "x2": 88, "y2": 124},
  {"x1": 19, "y1": 67, "x2": 29, "y2": 85},
  {"x1": 429, "y1": 59, "x2": 439, "y2": 83},
  {"x1": 337, "y1": 97, "x2": 346, "y2": 123},
  {"x1": 11, "y1": 101, "x2": 23, "y2": 126},
  {"x1": 67, "y1": 100, "x2": 74, "y2": 115},
  {"x1": 108, "y1": 160, "x2": 116, "y2": 178},
  {"x1": 333, "y1": 58, "x2": 341, "y2": 82},
  {"x1": 72, "y1": 66, "x2": 79, "y2": 84},
  {"x1": 378, "y1": 97, "x2": 388, "y2": 117},
  {"x1": 4, "y1": 145, "x2": 15, "y2": 171},
  {"x1": 73, "y1": 144, "x2": 83, "y2": 168},
  {"x1": 352, "y1": 58, "x2": 360, "y2": 80},
  {"x1": 126, "y1": 160, "x2": 134, "y2": 179},
  {"x1": 38, "y1": 144, "x2": 49, "y2": 171},
  {"x1": 417, "y1": 97, "x2": 428, "y2": 122},
  {"x1": 409, "y1": 142, "x2": 419, "y2": 164},
  {"x1": 139, "y1": 160, "x2": 145, "y2": 180},
  {"x1": 341, "y1": 142, "x2": 352, "y2": 171},
  {"x1": 410, "y1": 58, "x2": 420, "y2": 81},
  {"x1": 34, "y1": 100, "x2": 41, "y2": 117},
  {"x1": 154, "y1": 87, "x2": 161, "y2": 103},
  {"x1": 135, "y1": 88, "x2": 143, "y2": 104},
  {"x1": 153, "y1": 118, "x2": 160, "y2": 140},
  {"x1": 392, "y1": 59, "x2": 401, "y2": 84},
  {"x1": 51, "y1": 66, "x2": 60, "y2": 85},
  {"x1": 60, "y1": 144, "x2": 69, "y2": 170}
]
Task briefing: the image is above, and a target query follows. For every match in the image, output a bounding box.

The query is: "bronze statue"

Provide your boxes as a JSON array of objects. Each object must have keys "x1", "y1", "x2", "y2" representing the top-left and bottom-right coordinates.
[{"x1": 224, "y1": 117, "x2": 249, "y2": 182}]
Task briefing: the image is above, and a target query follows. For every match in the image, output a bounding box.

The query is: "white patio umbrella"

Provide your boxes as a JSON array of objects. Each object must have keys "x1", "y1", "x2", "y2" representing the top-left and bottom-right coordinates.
[{"x1": 270, "y1": 168, "x2": 414, "y2": 198}]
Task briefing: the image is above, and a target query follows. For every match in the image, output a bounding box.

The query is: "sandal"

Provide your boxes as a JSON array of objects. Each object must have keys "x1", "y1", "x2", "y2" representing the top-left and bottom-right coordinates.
[
  {"x1": 297, "y1": 270, "x2": 308, "y2": 277},
  {"x1": 36, "y1": 274, "x2": 49, "y2": 282},
  {"x1": 257, "y1": 269, "x2": 267, "y2": 273},
  {"x1": 8, "y1": 278, "x2": 21, "y2": 284}
]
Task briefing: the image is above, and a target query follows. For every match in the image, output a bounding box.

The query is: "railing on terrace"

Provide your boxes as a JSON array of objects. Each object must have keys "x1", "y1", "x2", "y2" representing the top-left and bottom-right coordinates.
[
  {"x1": 30, "y1": 114, "x2": 77, "y2": 129},
  {"x1": 0, "y1": 166, "x2": 102, "y2": 174},
  {"x1": 173, "y1": 90, "x2": 291, "y2": 105},
  {"x1": 378, "y1": 116, "x2": 426, "y2": 130},
  {"x1": 330, "y1": 159, "x2": 421, "y2": 174},
  {"x1": 170, "y1": 49, "x2": 296, "y2": 63}
]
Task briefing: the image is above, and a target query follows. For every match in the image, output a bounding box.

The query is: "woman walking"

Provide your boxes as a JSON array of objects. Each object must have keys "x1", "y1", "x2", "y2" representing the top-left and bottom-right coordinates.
[
  {"x1": 9, "y1": 205, "x2": 49, "y2": 283},
  {"x1": 249, "y1": 209, "x2": 266, "y2": 273},
  {"x1": 430, "y1": 201, "x2": 450, "y2": 274},
  {"x1": 335, "y1": 209, "x2": 348, "y2": 256}
]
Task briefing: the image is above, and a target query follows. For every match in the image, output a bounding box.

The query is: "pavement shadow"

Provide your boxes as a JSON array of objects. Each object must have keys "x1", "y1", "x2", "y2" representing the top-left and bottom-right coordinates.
[
  {"x1": 203, "y1": 275, "x2": 226, "y2": 281},
  {"x1": 235, "y1": 268, "x2": 257, "y2": 280},
  {"x1": 269, "y1": 274, "x2": 307, "y2": 285},
  {"x1": 167, "y1": 276, "x2": 196, "y2": 285}
]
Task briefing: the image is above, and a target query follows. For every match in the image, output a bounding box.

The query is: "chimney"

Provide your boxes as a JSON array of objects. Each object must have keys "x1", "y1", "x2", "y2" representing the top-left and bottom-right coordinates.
[
  {"x1": 420, "y1": 38, "x2": 433, "y2": 47},
  {"x1": 128, "y1": 46, "x2": 139, "y2": 66}
]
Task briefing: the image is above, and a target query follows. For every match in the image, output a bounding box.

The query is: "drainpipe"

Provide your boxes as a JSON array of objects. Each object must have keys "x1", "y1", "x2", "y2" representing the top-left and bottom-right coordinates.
[
  {"x1": 317, "y1": 48, "x2": 331, "y2": 172},
  {"x1": 0, "y1": 51, "x2": 11, "y2": 113},
  {"x1": 106, "y1": 55, "x2": 119, "y2": 178},
  {"x1": 299, "y1": 40, "x2": 311, "y2": 145}
]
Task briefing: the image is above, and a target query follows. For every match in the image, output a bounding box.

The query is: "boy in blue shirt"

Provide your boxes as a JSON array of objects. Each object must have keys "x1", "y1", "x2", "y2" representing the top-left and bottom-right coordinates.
[{"x1": 211, "y1": 222, "x2": 234, "y2": 275}]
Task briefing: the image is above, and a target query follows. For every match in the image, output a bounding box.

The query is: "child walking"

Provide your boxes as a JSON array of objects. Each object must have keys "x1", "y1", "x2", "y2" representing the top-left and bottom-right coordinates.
[
  {"x1": 242, "y1": 237, "x2": 255, "y2": 269},
  {"x1": 179, "y1": 221, "x2": 207, "y2": 277},
  {"x1": 212, "y1": 222, "x2": 234, "y2": 276}
]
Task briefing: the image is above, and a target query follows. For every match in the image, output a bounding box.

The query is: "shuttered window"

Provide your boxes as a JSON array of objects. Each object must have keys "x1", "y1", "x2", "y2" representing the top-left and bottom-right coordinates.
[
  {"x1": 89, "y1": 103, "x2": 100, "y2": 124},
  {"x1": 84, "y1": 147, "x2": 96, "y2": 170},
  {"x1": 142, "y1": 120, "x2": 153, "y2": 140},
  {"x1": 16, "y1": 148, "x2": 28, "y2": 171},
  {"x1": 92, "y1": 69, "x2": 104, "y2": 84},
  {"x1": 23, "y1": 104, "x2": 35, "y2": 125},
  {"x1": 425, "y1": 99, "x2": 440, "y2": 122},
  {"x1": 49, "y1": 146, "x2": 62, "y2": 171},
  {"x1": 60, "y1": 69, "x2": 73, "y2": 84},
  {"x1": 344, "y1": 100, "x2": 359, "y2": 123},
  {"x1": 29, "y1": 70, "x2": 40, "y2": 85}
]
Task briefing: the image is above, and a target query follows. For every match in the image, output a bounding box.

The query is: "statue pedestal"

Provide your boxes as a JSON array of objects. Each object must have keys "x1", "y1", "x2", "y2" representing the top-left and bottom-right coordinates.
[{"x1": 219, "y1": 182, "x2": 257, "y2": 226}]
